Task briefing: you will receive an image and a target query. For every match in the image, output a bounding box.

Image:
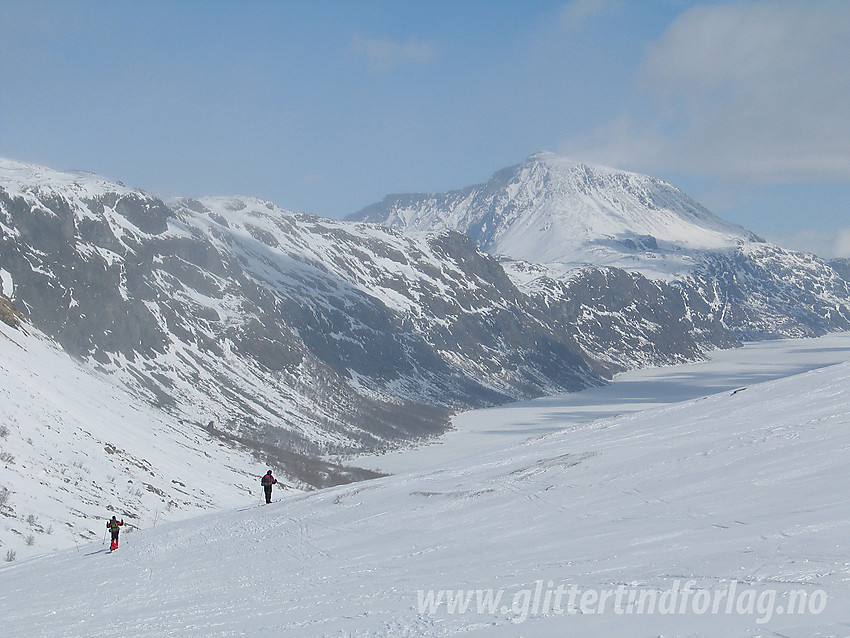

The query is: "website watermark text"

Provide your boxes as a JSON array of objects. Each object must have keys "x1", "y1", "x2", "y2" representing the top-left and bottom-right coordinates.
[{"x1": 416, "y1": 580, "x2": 827, "y2": 625}]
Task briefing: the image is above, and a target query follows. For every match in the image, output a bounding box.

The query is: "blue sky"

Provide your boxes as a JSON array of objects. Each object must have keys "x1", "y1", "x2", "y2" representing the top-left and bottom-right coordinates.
[{"x1": 2, "y1": 0, "x2": 849, "y2": 256}]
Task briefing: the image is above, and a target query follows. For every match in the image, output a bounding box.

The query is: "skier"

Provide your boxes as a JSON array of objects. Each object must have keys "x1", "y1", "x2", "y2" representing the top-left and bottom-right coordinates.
[
  {"x1": 261, "y1": 469, "x2": 277, "y2": 504},
  {"x1": 106, "y1": 515, "x2": 124, "y2": 551}
]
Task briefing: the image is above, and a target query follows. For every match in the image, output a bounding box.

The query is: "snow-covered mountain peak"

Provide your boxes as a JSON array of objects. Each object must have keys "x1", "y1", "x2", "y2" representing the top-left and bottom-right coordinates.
[
  {"x1": 350, "y1": 152, "x2": 762, "y2": 276},
  {"x1": 523, "y1": 149, "x2": 621, "y2": 175}
]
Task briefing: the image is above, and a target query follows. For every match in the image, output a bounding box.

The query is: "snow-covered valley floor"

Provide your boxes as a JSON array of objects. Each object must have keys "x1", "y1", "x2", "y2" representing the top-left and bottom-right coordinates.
[{"x1": 2, "y1": 335, "x2": 850, "y2": 637}]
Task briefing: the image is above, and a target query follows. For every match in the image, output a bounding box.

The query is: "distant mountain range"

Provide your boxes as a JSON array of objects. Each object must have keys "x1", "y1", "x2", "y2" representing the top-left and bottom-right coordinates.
[
  {"x1": 2, "y1": 153, "x2": 850, "y2": 556},
  {"x1": 350, "y1": 151, "x2": 850, "y2": 349}
]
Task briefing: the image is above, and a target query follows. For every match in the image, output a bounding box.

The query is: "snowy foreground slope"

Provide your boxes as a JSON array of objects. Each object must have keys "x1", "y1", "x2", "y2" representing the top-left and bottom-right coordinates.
[
  {"x1": 2, "y1": 340, "x2": 850, "y2": 637},
  {"x1": 0, "y1": 318, "x2": 267, "y2": 561}
]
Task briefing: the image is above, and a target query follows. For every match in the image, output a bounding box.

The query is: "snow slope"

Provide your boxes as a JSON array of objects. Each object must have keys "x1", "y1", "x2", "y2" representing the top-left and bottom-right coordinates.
[
  {"x1": 0, "y1": 318, "x2": 270, "y2": 561},
  {"x1": 2, "y1": 336, "x2": 849, "y2": 637}
]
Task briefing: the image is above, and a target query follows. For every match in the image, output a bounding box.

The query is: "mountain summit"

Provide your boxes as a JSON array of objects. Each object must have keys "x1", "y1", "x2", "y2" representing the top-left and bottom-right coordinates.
[{"x1": 349, "y1": 152, "x2": 761, "y2": 276}]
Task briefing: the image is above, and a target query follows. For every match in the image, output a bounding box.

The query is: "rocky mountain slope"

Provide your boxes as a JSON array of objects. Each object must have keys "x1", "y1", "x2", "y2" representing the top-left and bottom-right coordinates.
[{"x1": 0, "y1": 159, "x2": 599, "y2": 485}]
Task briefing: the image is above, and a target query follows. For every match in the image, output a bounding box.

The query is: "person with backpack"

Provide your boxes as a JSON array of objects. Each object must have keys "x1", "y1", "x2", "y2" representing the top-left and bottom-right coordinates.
[
  {"x1": 106, "y1": 516, "x2": 124, "y2": 551},
  {"x1": 261, "y1": 469, "x2": 277, "y2": 504}
]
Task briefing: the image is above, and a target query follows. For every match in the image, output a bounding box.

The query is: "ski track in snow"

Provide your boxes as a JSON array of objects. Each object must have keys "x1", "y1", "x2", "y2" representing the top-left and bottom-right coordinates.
[{"x1": 2, "y1": 335, "x2": 850, "y2": 636}]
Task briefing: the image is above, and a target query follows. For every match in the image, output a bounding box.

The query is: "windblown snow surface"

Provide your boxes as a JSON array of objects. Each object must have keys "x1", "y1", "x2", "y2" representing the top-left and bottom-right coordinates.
[{"x1": 2, "y1": 335, "x2": 850, "y2": 637}]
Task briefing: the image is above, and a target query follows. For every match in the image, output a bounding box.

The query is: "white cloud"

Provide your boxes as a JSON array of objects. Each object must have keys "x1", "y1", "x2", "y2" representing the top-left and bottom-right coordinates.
[
  {"x1": 835, "y1": 228, "x2": 850, "y2": 258},
  {"x1": 563, "y1": 1, "x2": 850, "y2": 184},
  {"x1": 351, "y1": 35, "x2": 439, "y2": 70},
  {"x1": 773, "y1": 227, "x2": 850, "y2": 259}
]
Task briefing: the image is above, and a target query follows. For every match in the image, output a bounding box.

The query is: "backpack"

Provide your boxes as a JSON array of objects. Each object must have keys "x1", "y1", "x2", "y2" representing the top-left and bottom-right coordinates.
[{"x1": 261, "y1": 474, "x2": 273, "y2": 487}]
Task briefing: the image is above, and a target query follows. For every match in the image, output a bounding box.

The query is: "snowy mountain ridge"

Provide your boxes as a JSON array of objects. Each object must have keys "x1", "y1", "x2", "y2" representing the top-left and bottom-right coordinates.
[{"x1": 0, "y1": 157, "x2": 137, "y2": 199}]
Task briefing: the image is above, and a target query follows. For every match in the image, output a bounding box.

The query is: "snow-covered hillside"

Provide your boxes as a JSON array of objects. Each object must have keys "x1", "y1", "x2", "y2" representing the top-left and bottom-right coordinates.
[
  {"x1": 0, "y1": 314, "x2": 270, "y2": 561},
  {"x1": 2, "y1": 335, "x2": 849, "y2": 637}
]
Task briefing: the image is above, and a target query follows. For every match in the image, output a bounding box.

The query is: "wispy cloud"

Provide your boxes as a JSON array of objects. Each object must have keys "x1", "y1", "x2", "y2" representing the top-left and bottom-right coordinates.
[
  {"x1": 837, "y1": 228, "x2": 850, "y2": 258},
  {"x1": 563, "y1": 1, "x2": 850, "y2": 184},
  {"x1": 559, "y1": 0, "x2": 618, "y2": 31},
  {"x1": 775, "y1": 227, "x2": 850, "y2": 259},
  {"x1": 351, "y1": 35, "x2": 440, "y2": 71}
]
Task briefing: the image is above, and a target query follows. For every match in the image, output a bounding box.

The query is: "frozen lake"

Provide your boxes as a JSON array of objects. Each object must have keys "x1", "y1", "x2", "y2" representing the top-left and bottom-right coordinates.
[{"x1": 359, "y1": 332, "x2": 850, "y2": 475}]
